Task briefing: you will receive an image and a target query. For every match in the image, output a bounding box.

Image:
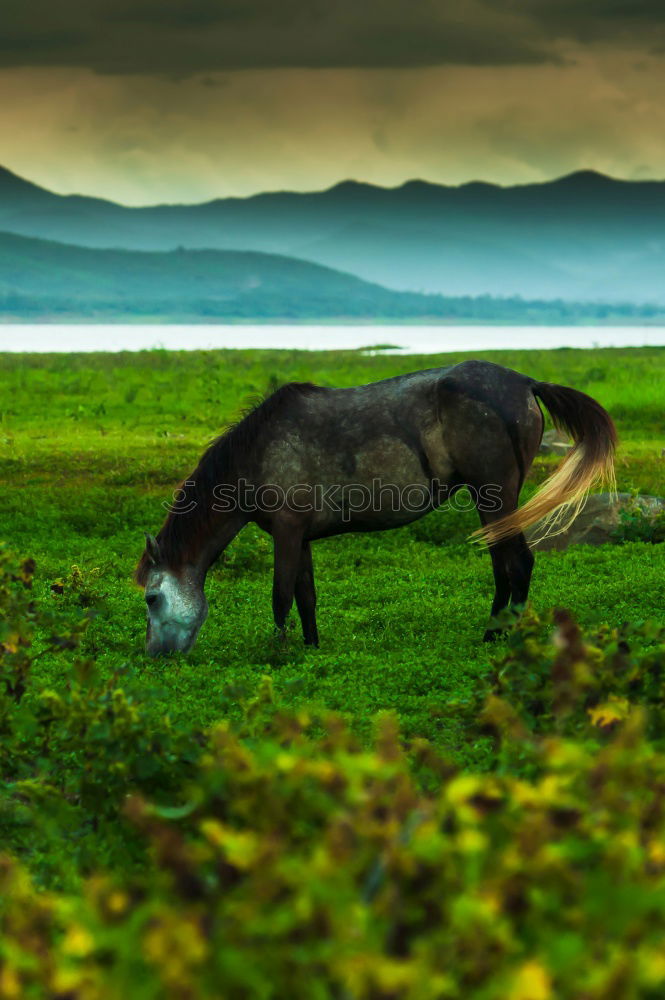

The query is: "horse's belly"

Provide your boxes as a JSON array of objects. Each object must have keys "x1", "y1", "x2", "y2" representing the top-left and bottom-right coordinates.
[
  {"x1": 260, "y1": 431, "x2": 454, "y2": 534},
  {"x1": 306, "y1": 437, "x2": 448, "y2": 534}
]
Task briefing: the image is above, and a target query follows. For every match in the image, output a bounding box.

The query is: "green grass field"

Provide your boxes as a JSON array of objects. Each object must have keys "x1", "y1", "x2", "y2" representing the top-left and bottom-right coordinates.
[
  {"x1": 1, "y1": 344, "x2": 663, "y2": 755},
  {"x1": 2, "y1": 343, "x2": 665, "y2": 997}
]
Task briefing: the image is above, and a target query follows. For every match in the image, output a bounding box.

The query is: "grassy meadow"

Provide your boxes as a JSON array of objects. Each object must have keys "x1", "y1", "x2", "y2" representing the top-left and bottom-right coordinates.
[
  {"x1": 1, "y1": 344, "x2": 663, "y2": 747},
  {"x1": 2, "y1": 343, "x2": 665, "y2": 997}
]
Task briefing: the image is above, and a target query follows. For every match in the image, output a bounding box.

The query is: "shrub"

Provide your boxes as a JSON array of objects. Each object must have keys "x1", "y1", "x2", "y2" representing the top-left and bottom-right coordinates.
[
  {"x1": 0, "y1": 548, "x2": 200, "y2": 885},
  {"x1": 4, "y1": 697, "x2": 665, "y2": 998},
  {"x1": 0, "y1": 543, "x2": 88, "y2": 704},
  {"x1": 3, "y1": 547, "x2": 665, "y2": 998},
  {"x1": 441, "y1": 608, "x2": 665, "y2": 773}
]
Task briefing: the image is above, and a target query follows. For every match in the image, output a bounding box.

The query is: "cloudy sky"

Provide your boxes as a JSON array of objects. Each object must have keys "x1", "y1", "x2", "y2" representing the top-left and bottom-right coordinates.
[{"x1": 2, "y1": 0, "x2": 665, "y2": 203}]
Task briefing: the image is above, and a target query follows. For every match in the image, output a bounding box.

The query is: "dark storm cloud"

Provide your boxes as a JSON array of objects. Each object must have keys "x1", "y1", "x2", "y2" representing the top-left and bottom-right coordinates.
[
  {"x1": 0, "y1": 0, "x2": 550, "y2": 72},
  {"x1": 511, "y1": 0, "x2": 665, "y2": 45},
  {"x1": 1, "y1": 0, "x2": 663, "y2": 74},
  {"x1": 522, "y1": 0, "x2": 665, "y2": 22}
]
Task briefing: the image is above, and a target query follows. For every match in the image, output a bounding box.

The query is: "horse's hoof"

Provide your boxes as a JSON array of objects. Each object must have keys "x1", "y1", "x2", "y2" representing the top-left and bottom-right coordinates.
[{"x1": 483, "y1": 628, "x2": 503, "y2": 643}]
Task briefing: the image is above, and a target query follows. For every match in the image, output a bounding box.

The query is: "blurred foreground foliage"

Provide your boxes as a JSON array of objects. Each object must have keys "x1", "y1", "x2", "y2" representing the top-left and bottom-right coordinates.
[{"x1": 1, "y1": 548, "x2": 665, "y2": 1000}]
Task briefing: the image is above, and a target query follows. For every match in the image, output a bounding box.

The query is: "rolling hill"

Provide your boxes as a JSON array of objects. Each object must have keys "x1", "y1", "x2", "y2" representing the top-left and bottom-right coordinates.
[
  {"x1": 0, "y1": 230, "x2": 661, "y2": 324},
  {"x1": 0, "y1": 230, "x2": 479, "y2": 321},
  {"x1": 1, "y1": 166, "x2": 665, "y2": 304}
]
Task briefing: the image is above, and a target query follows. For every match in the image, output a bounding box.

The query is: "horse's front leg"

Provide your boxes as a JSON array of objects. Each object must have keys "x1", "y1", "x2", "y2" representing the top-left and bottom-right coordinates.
[
  {"x1": 294, "y1": 540, "x2": 318, "y2": 646},
  {"x1": 271, "y1": 521, "x2": 305, "y2": 641}
]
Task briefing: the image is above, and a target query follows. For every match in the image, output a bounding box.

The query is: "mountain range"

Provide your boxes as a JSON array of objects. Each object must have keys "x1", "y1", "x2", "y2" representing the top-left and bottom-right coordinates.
[{"x1": 1, "y1": 166, "x2": 665, "y2": 305}]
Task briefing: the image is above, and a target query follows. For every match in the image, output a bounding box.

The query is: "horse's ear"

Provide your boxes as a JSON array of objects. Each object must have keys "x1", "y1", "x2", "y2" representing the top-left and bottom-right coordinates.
[{"x1": 144, "y1": 532, "x2": 161, "y2": 566}]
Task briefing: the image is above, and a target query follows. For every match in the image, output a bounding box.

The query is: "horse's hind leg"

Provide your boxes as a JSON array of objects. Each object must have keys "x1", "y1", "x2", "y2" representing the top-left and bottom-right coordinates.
[
  {"x1": 476, "y1": 492, "x2": 534, "y2": 642},
  {"x1": 477, "y1": 508, "x2": 511, "y2": 641},
  {"x1": 480, "y1": 533, "x2": 534, "y2": 641},
  {"x1": 504, "y1": 533, "x2": 534, "y2": 609},
  {"x1": 483, "y1": 536, "x2": 511, "y2": 642},
  {"x1": 294, "y1": 541, "x2": 318, "y2": 646}
]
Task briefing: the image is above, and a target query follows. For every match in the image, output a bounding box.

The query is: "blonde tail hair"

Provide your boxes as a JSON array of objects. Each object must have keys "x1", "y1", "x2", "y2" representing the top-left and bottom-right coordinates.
[{"x1": 473, "y1": 381, "x2": 617, "y2": 547}]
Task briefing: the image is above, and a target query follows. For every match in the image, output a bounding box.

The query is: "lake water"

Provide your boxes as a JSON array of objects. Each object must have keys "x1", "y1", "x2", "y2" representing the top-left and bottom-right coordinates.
[{"x1": 0, "y1": 324, "x2": 664, "y2": 354}]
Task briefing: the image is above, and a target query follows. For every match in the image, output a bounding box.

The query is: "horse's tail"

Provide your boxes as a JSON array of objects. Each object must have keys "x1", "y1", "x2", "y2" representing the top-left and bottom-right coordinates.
[{"x1": 474, "y1": 381, "x2": 617, "y2": 547}]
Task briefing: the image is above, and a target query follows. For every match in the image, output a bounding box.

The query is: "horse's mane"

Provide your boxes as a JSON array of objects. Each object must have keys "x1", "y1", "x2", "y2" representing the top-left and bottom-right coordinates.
[{"x1": 135, "y1": 381, "x2": 321, "y2": 583}]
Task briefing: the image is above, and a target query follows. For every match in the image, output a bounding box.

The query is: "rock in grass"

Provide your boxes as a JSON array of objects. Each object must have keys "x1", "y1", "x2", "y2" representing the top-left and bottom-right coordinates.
[
  {"x1": 526, "y1": 493, "x2": 665, "y2": 551},
  {"x1": 539, "y1": 429, "x2": 573, "y2": 455}
]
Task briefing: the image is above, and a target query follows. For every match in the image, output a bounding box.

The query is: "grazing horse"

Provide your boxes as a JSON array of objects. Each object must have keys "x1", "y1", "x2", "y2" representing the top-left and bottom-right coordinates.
[{"x1": 135, "y1": 360, "x2": 616, "y2": 656}]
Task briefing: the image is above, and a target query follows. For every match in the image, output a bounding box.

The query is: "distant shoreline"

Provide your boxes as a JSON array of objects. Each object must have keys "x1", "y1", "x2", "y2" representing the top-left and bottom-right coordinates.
[
  {"x1": 3, "y1": 316, "x2": 665, "y2": 327},
  {"x1": 1, "y1": 323, "x2": 664, "y2": 355}
]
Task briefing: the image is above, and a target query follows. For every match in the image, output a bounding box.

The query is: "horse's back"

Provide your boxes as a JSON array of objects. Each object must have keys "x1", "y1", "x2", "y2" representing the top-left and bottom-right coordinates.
[{"x1": 271, "y1": 360, "x2": 541, "y2": 469}]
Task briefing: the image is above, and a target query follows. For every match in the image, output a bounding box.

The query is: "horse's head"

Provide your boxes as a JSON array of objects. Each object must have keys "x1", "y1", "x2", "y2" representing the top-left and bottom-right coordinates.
[{"x1": 138, "y1": 534, "x2": 208, "y2": 656}]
